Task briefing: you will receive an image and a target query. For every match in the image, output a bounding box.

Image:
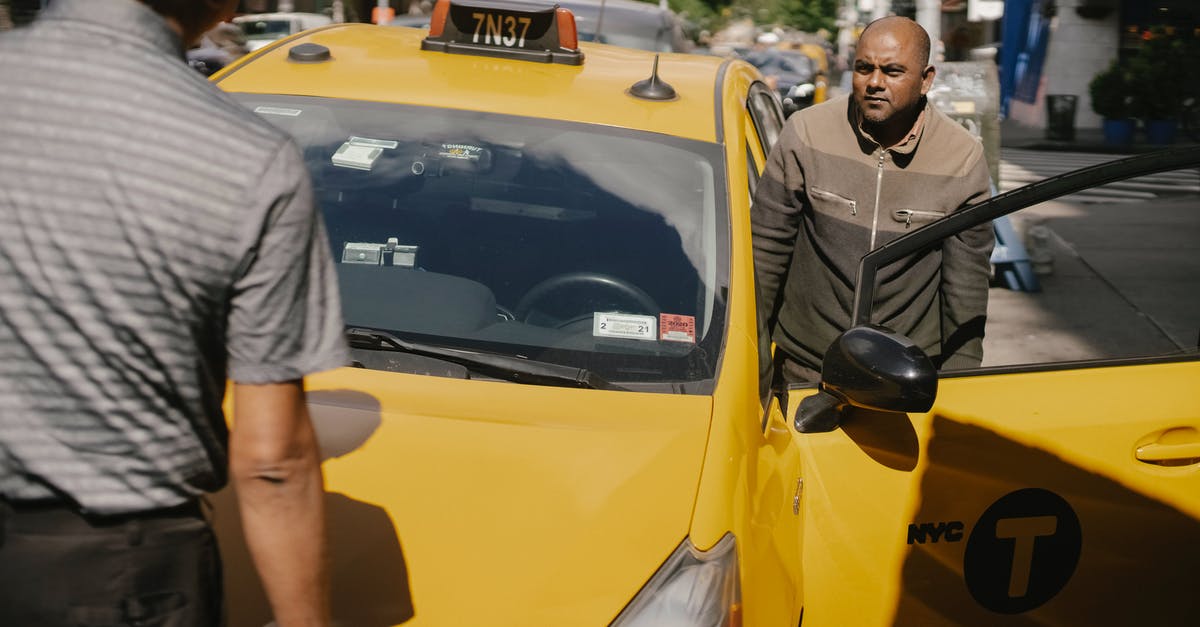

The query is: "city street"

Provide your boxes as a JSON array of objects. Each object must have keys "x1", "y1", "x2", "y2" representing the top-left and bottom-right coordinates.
[
  {"x1": 999, "y1": 147, "x2": 1200, "y2": 200},
  {"x1": 982, "y1": 145, "x2": 1199, "y2": 368}
]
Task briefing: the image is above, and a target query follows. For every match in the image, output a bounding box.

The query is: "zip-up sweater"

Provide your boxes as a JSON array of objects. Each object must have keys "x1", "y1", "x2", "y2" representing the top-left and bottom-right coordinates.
[{"x1": 751, "y1": 95, "x2": 993, "y2": 372}]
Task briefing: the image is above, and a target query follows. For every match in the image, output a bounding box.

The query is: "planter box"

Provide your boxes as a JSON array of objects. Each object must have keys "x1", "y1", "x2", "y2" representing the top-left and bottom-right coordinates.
[
  {"x1": 1145, "y1": 119, "x2": 1178, "y2": 145},
  {"x1": 1103, "y1": 118, "x2": 1136, "y2": 145}
]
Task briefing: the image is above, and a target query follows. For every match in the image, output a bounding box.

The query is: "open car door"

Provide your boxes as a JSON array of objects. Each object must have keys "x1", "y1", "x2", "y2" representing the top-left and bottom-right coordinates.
[{"x1": 791, "y1": 146, "x2": 1200, "y2": 626}]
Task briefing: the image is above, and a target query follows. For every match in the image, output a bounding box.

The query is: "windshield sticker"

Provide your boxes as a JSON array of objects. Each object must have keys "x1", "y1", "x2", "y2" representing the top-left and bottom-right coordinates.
[
  {"x1": 331, "y1": 141, "x2": 383, "y2": 171},
  {"x1": 349, "y1": 136, "x2": 399, "y2": 150},
  {"x1": 254, "y1": 106, "x2": 302, "y2": 117},
  {"x1": 470, "y1": 197, "x2": 593, "y2": 221},
  {"x1": 659, "y1": 314, "x2": 696, "y2": 343},
  {"x1": 439, "y1": 143, "x2": 487, "y2": 162},
  {"x1": 593, "y1": 312, "x2": 657, "y2": 341}
]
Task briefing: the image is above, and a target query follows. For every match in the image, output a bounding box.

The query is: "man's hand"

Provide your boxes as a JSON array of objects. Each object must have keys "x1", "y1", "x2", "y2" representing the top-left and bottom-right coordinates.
[{"x1": 230, "y1": 380, "x2": 330, "y2": 627}]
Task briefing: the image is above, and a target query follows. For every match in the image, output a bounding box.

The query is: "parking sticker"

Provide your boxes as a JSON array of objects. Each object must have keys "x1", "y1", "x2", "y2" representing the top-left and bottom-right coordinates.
[
  {"x1": 659, "y1": 314, "x2": 696, "y2": 343},
  {"x1": 593, "y1": 312, "x2": 657, "y2": 341},
  {"x1": 963, "y1": 488, "x2": 1082, "y2": 614}
]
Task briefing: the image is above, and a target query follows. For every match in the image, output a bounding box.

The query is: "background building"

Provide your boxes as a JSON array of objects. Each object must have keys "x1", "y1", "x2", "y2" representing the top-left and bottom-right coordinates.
[{"x1": 1003, "y1": 0, "x2": 1197, "y2": 130}]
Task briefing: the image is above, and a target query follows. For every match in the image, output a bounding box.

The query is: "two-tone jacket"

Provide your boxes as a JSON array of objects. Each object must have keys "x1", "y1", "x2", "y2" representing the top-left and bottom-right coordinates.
[{"x1": 751, "y1": 95, "x2": 993, "y2": 373}]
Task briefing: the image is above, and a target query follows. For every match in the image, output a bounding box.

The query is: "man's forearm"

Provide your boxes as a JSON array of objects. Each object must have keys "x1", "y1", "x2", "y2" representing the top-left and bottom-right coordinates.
[
  {"x1": 231, "y1": 381, "x2": 331, "y2": 627},
  {"x1": 235, "y1": 451, "x2": 329, "y2": 627}
]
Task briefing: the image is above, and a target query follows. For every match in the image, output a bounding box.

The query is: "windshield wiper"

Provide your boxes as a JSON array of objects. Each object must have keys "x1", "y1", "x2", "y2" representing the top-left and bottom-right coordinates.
[{"x1": 345, "y1": 327, "x2": 625, "y2": 391}]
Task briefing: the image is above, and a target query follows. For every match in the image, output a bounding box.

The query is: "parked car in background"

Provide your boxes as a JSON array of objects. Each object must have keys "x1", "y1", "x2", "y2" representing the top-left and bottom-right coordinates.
[
  {"x1": 564, "y1": 0, "x2": 690, "y2": 53},
  {"x1": 741, "y1": 46, "x2": 819, "y2": 116},
  {"x1": 233, "y1": 11, "x2": 332, "y2": 51},
  {"x1": 790, "y1": 41, "x2": 830, "y2": 103},
  {"x1": 187, "y1": 21, "x2": 249, "y2": 77},
  {"x1": 387, "y1": 13, "x2": 434, "y2": 28}
]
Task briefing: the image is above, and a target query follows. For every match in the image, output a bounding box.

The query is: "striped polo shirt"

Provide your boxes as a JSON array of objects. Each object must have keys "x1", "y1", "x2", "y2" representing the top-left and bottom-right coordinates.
[{"x1": 0, "y1": 0, "x2": 349, "y2": 515}]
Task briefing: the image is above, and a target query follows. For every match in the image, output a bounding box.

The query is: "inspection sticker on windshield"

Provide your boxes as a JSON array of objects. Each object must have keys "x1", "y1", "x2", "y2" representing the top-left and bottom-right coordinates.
[
  {"x1": 254, "y1": 106, "x2": 302, "y2": 117},
  {"x1": 659, "y1": 314, "x2": 696, "y2": 343},
  {"x1": 593, "y1": 312, "x2": 657, "y2": 341}
]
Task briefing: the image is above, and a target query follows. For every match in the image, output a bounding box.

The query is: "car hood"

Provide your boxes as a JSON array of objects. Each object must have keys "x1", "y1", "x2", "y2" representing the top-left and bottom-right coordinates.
[{"x1": 215, "y1": 367, "x2": 714, "y2": 626}]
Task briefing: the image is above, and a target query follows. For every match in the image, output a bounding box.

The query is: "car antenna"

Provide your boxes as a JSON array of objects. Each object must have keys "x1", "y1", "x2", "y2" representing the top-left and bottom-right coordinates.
[
  {"x1": 628, "y1": 54, "x2": 677, "y2": 101},
  {"x1": 594, "y1": 0, "x2": 607, "y2": 45}
]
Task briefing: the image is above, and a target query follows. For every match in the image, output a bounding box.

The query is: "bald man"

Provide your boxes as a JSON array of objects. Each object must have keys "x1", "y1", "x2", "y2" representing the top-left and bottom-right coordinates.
[{"x1": 751, "y1": 16, "x2": 994, "y2": 385}]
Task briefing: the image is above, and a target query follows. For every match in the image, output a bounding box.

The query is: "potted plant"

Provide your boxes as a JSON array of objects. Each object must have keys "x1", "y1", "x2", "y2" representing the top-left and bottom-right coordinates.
[
  {"x1": 1088, "y1": 60, "x2": 1136, "y2": 145},
  {"x1": 1127, "y1": 28, "x2": 1192, "y2": 145}
]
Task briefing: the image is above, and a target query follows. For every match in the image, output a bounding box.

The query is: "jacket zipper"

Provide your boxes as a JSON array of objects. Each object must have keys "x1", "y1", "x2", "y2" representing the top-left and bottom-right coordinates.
[
  {"x1": 895, "y1": 209, "x2": 945, "y2": 227},
  {"x1": 870, "y1": 149, "x2": 885, "y2": 250},
  {"x1": 811, "y1": 188, "x2": 857, "y2": 215}
]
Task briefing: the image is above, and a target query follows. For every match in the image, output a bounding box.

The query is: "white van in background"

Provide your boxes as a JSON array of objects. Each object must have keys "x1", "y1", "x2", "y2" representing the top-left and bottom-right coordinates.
[{"x1": 234, "y1": 12, "x2": 333, "y2": 51}]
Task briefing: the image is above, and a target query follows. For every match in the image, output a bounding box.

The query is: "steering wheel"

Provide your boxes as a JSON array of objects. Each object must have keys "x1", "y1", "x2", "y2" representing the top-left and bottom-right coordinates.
[{"x1": 515, "y1": 272, "x2": 659, "y2": 329}]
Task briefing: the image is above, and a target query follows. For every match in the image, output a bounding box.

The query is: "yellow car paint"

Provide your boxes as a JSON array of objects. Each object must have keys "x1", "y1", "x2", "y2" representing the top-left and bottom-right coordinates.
[
  {"x1": 793, "y1": 361, "x2": 1200, "y2": 626},
  {"x1": 217, "y1": 24, "x2": 724, "y2": 143},
  {"x1": 218, "y1": 369, "x2": 714, "y2": 625}
]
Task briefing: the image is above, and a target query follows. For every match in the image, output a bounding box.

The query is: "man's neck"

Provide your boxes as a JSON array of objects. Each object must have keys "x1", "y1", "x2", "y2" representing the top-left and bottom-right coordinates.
[{"x1": 861, "y1": 102, "x2": 925, "y2": 150}]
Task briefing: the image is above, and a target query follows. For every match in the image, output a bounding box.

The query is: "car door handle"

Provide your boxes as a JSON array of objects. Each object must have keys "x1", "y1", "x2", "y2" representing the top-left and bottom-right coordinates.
[{"x1": 1135, "y1": 441, "x2": 1200, "y2": 465}]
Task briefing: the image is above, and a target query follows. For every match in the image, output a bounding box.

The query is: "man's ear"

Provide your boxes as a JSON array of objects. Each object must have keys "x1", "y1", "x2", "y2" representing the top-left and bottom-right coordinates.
[{"x1": 920, "y1": 64, "x2": 936, "y2": 95}]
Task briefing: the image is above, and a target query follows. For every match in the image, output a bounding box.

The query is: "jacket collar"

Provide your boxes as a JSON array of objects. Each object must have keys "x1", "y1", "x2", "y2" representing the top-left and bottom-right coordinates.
[
  {"x1": 850, "y1": 96, "x2": 931, "y2": 156},
  {"x1": 40, "y1": 0, "x2": 184, "y2": 59}
]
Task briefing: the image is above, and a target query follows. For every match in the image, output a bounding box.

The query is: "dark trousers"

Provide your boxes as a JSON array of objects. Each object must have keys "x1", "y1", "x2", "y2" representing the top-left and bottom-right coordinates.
[{"x1": 0, "y1": 498, "x2": 223, "y2": 627}]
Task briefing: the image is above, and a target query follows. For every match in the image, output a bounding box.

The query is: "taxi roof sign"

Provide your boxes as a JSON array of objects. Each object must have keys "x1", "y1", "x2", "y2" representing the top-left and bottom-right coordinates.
[{"x1": 422, "y1": 0, "x2": 584, "y2": 65}]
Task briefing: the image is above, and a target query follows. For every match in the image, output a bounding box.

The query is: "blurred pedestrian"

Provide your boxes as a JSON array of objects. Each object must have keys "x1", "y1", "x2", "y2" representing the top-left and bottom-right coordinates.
[
  {"x1": 188, "y1": 21, "x2": 249, "y2": 76},
  {"x1": 208, "y1": 20, "x2": 248, "y2": 57},
  {"x1": 0, "y1": 1, "x2": 348, "y2": 626},
  {"x1": 751, "y1": 16, "x2": 993, "y2": 384}
]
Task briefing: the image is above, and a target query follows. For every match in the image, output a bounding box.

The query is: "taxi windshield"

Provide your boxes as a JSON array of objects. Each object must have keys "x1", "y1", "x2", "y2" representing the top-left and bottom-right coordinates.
[{"x1": 236, "y1": 95, "x2": 729, "y2": 392}]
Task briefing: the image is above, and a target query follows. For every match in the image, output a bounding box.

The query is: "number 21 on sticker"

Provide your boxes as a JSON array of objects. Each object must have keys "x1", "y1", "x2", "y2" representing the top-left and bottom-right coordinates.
[{"x1": 471, "y1": 12, "x2": 532, "y2": 48}]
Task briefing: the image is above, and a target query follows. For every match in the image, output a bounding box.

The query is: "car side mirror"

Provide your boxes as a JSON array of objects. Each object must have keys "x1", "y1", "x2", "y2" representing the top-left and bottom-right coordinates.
[{"x1": 794, "y1": 325, "x2": 937, "y2": 433}]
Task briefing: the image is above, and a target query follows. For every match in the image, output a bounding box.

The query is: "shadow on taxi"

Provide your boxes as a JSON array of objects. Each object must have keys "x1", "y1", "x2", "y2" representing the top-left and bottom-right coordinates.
[{"x1": 211, "y1": 390, "x2": 415, "y2": 627}]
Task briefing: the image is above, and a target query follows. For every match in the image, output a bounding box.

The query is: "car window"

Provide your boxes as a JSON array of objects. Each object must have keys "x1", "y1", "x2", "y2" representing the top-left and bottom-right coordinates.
[
  {"x1": 859, "y1": 156, "x2": 1200, "y2": 375},
  {"x1": 746, "y1": 83, "x2": 784, "y2": 154},
  {"x1": 777, "y1": 52, "x2": 814, "y2": 78},
  {"x1": 974, "y1": 162, "x2": 1200, "y2": 370},
  {"x1": 238, "y1": 19, "x2": 294, "y2": 39},
  {"x1": 744, "y1": 50, "x2": 813, "y2": 80},
  {"x1": 237, "y1": 95, "x2": 730, "y2": 390}
]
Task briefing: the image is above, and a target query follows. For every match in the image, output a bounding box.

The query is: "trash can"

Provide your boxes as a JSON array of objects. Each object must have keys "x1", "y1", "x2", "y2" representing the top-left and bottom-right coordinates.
[{"x1": 1045, "y1": 94, "x2": 1077, "y2": 141}]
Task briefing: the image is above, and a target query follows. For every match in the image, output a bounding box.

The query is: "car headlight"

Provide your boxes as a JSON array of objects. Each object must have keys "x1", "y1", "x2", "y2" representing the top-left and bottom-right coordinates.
[{"x1": 611, "y1": 534, "x2": 740, "y2": 627}]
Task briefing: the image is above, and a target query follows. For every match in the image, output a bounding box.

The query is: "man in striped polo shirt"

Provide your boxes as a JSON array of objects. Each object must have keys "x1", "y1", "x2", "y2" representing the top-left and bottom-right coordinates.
[
  {"x1": 752, "y1": 16, "x2": 994, "y2": 385},
  {"x1": 0, "y1": 1, "x2": 348, "y2": 625}
]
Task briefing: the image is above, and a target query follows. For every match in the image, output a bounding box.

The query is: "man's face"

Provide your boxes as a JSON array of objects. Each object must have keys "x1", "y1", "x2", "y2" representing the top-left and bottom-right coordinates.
[{"x1": 852, "y1": 28, "x2": 933, "y2": 128}]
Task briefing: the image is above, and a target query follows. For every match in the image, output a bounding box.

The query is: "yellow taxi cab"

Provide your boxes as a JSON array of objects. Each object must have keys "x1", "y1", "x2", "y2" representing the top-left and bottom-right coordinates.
[
  {"x1": 785, "y1": 42, "x2": 829, "y2": 105},
  {"x1": 211, "y1": 0, "x2": 1200, "y2": 624},
  {"x1": 213, "y1": 2, "x2": 795, "y2": 625},
  {"x1": 796, "y1": 42, "x2": 825, "y2": 102}
]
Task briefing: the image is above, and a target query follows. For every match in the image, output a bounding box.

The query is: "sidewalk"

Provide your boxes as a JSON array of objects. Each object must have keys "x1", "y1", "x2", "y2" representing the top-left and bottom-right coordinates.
[{"x1": 1000, "y1": 117, "x2": 1200, "y2": 154}]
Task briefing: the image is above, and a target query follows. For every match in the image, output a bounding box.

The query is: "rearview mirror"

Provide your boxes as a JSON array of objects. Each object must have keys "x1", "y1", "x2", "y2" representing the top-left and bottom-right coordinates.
[{"x1": 794, "y1": 325, "x2": 937, "y2": 433}]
